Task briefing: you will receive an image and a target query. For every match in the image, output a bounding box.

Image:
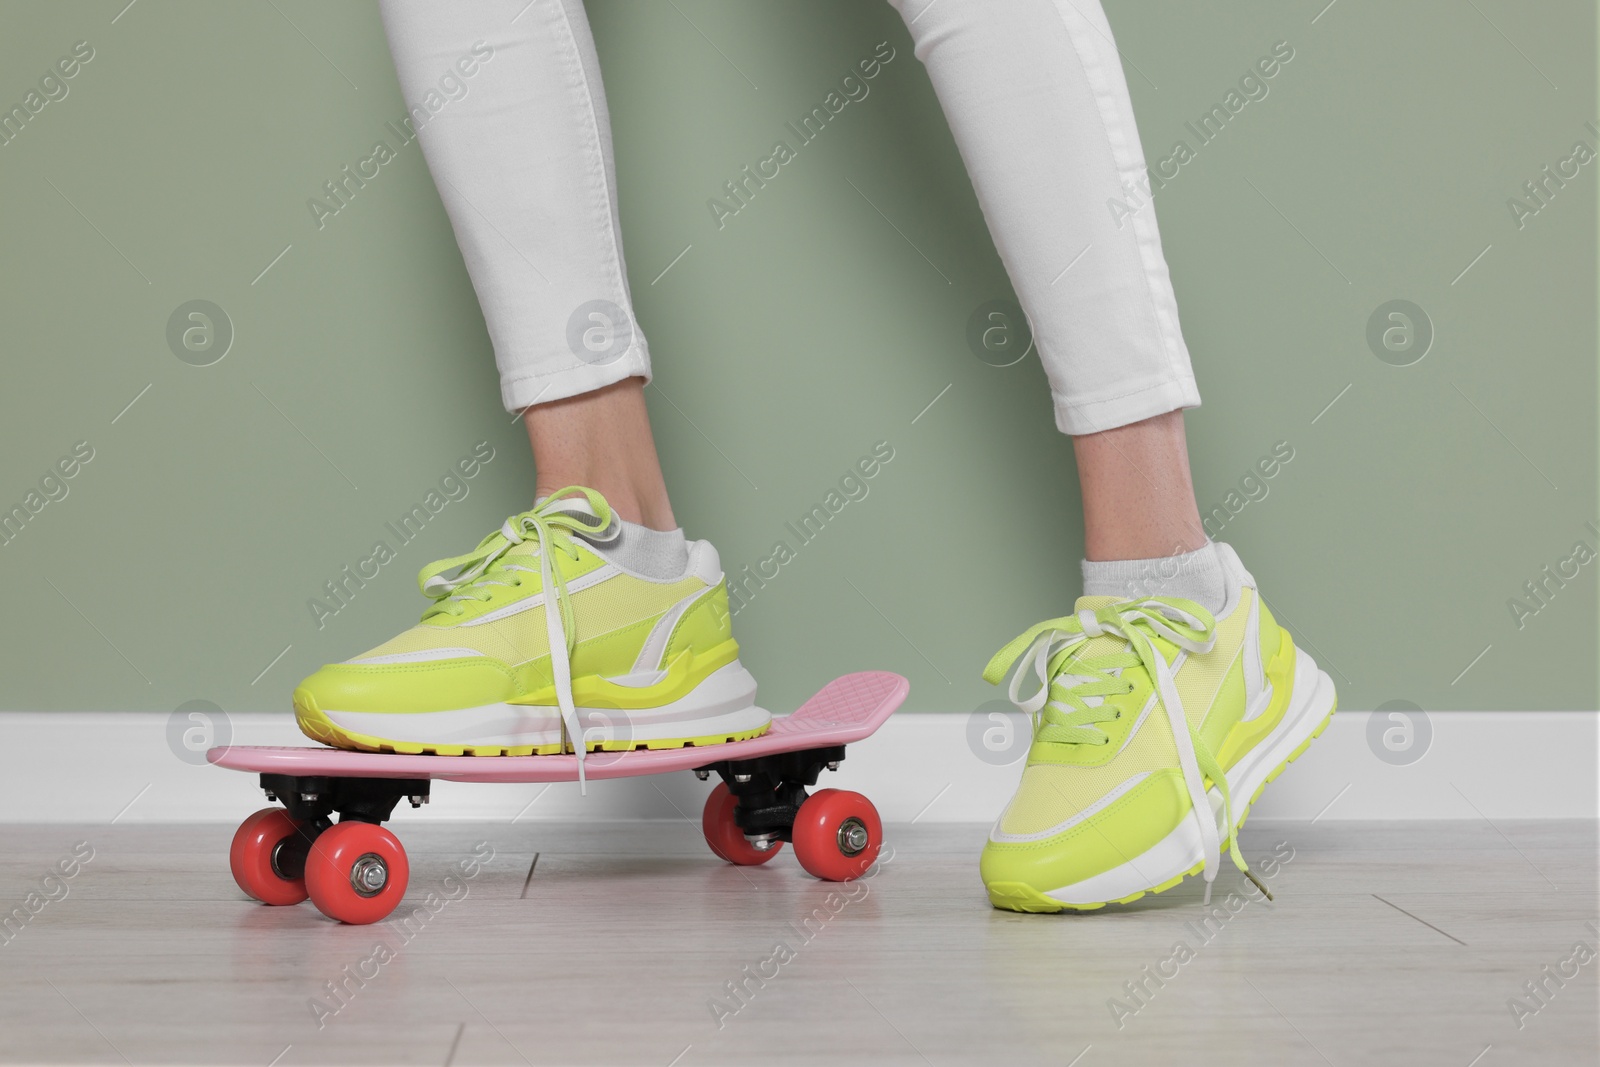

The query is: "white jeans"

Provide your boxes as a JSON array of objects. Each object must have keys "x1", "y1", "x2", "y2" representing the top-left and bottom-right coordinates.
[{"x1": 379, "y1": 0, "x2": 1199, "y2": 435}]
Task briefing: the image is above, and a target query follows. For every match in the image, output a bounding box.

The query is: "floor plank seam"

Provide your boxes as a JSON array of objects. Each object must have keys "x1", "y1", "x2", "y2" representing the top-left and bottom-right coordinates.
[{"x1": 1371, "y1": 893, "x2": 1469, "y2": 946}]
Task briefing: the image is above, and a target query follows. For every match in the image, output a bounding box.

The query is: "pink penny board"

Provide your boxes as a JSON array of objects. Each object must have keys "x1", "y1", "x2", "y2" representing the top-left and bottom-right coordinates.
[{"x1": 208, "y1": 671, "x2": 908, "y2": 783}]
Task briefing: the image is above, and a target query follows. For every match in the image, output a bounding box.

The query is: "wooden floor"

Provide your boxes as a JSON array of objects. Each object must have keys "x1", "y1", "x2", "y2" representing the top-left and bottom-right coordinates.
[{"x1": 0, "y1": 819, "x2": 1594, "y2": 1066}]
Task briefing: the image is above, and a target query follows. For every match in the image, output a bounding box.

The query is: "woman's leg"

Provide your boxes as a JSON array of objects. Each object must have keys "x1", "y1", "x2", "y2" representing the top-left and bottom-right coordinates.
[
  {"x1": 887, "y1": 0, "x2": 1208, "y2": 571},
  {"x1": 378, "y1": 0, "x2": 673, "y2": 528},
  {"x1": 297, "y1": 2, "x2": 763, "y2": 763},
  {"x1": 891, "y1": 0, "x2": 1338, "y2": 912}
]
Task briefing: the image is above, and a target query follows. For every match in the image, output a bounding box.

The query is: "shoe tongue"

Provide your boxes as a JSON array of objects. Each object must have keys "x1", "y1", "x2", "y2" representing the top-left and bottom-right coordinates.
[
  {"x1": 1059, "y1": 595, "x2": 1134, "y2": 663},
  {"x1": 536, "y1": 494, "x2": 602, "y2": 522},
  {"x1": 1048, "y1": 596, "x2": 1176, "y2": 686},
  {"x1": 504, "y1": 539, "x2": 543, "y2": 561},
  {"x1": 1054, "y1": 594, "x2": 1184, "y2": 687},
  {"x1": 534, "y1": 493, "x2": 616, "y2": 548},
  {"x1": 491, "y1": 500, "x2": 601, "y2": 563}
]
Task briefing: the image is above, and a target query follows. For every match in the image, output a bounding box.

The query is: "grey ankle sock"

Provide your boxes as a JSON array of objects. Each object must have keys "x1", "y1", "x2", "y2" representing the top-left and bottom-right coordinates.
[
  {"x1": 593, "y1": 519, "x2": 689, "y2": 580},
  {"x1": 1081, "y1": 543, "x2": 1226, "y2": 613}
]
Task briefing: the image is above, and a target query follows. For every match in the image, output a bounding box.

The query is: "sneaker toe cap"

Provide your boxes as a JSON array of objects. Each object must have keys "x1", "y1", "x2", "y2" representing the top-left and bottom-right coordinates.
[{"x1": 980, "y1": 768, "x2": 1192, "y2": 898}]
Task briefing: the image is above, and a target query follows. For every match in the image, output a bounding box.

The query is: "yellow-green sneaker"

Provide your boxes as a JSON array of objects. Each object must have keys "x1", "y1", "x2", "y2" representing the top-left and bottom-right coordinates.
[
  {"x1": 293, "y1": 488, "x2": 769, "y2": 769},
  {"x1": 978, "y1": 544, "x2": 1336, "y2": 911}
]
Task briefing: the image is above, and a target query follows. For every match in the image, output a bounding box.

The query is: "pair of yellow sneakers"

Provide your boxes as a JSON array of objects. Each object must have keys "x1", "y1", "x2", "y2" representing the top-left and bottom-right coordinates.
[{"x1": 292, "y1": 488, "x2": 1334, "y2": 910}]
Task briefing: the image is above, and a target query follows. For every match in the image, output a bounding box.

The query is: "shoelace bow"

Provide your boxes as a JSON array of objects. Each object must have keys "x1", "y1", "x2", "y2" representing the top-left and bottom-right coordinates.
[
  {"x1": 983, "y1": 599, "x2": 1271, "y2": 904},
  {"x1": 416, "y1": 487, "x2": 617, "y2": 790}
]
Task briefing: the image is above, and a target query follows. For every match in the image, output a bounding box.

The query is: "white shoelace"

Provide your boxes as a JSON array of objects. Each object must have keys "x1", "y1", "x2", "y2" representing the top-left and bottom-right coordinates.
[
  {"x1": 418, "y1": 490, "x2": 617, "y2": 791},
  {"x1": 989, "y1": 599, "x2": 1268, "y2": 903}
]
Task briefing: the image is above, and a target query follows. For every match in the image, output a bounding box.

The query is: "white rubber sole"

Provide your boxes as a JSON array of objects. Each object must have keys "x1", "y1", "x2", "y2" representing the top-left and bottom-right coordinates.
[
  {"x1": 1040, "y1": 647, "x2": 1336, "y2": 906},
  {"x1": 320, "y1": 662, "x2": 769, "y2": 750}
]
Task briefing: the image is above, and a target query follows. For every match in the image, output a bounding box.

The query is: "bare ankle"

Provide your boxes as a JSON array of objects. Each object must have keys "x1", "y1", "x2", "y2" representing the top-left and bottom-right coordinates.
[
  {"x1": 525, "y1": 379, "x2": 678, "y2": 531},
  {"x1": 1073, "y1": 410, "x2": 1207, "y2": 560}
]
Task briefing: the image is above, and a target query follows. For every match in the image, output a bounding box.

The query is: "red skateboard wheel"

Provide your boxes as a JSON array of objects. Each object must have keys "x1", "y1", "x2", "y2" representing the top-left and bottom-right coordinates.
[
  {"x1": 792, "y1": 788, "x2": 881, "y2": 881},
  {"x1": 230, "y1": 807, "x2": 312, "y2": 906},
  {"x1": 701, "y1": 782, "x2": 782, "y2": 866},
  {"x1": 304, "y1": 821, "x2": 410, "y2": 925}
]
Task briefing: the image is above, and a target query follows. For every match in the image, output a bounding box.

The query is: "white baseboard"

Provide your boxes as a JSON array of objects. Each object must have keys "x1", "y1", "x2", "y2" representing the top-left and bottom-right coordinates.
[{"x1": 0, "y1": 711, "x2": 1592, "y2": 823}]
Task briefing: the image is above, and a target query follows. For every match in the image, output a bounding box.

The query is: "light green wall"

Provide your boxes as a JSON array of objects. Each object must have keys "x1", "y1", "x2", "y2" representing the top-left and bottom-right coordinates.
[{"x1": 0, "y1": 0, "x2": 1593, "y2": 716}]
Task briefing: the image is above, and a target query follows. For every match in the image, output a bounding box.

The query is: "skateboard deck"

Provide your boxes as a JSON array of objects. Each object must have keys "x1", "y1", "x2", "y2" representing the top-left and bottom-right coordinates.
[
  {"x1": 209, "y1": 670, "x2": 907, "y2": 782},
  {"x1": 213, "y1": 672, "x2": 909, "y2": 924}
]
